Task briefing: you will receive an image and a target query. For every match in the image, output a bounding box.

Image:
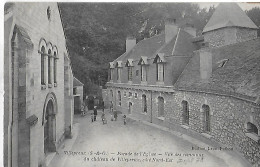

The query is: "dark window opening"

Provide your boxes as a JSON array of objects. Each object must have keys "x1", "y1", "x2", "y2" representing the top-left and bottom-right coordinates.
[
  {"x1": 182, "y1": 101, "x2": 189, "y2": 125},
  {"x1": 54, "y1": 52, "x2": 57, "y2": 84},
  {"x1": 73, "y1": 88, "x2": 77, "y2": 95},
  {"x1": 202, "y1": 104, "x2": 210, "y2": 132},
  {"x1": 247, "y1": 122, "x2": 258, "y2": 135},
  {"x1": 41, "y1": 46, "x2": 45, "y2": 85},
  {"x1": 48, "y1": 49, "x2": 51, "y2": 84}
]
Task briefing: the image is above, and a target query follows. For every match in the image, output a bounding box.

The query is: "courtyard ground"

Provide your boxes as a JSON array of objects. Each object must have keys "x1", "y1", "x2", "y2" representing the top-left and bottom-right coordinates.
[{"x1": 49, "y1": 109, "x2": 251, "y2": 167}]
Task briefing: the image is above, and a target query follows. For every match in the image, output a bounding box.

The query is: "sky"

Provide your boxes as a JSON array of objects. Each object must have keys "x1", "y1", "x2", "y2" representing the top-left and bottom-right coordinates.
[{"x1": 197, "y1": 2, "x2": 260, "y2": 10}]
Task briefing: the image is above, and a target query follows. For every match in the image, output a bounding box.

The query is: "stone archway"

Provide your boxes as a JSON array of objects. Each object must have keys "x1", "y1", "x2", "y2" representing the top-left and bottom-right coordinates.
[{"x1": 43, "y1": 93, "x2": 57, "y2": 154}]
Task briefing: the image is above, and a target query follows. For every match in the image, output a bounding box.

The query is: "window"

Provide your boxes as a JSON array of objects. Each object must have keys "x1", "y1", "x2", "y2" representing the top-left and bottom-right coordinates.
[
  {"x1": 142, "y1": 94, "x2": 147, "y2": 113},
  {"x1": 156, "y1": 63, "x2": 164, "y2": 82},
  {"x1": 247, "y1": 122, "x2": 258, "y2": 135},
  {"x1": 54, "y1": 51, "x2": 57, "y2": 84},
  {"x1": 73, "y1": 88, "x2": 77, "y2": 95},
  {"x1": 217, "y1": 59, "x2": 229, "y2": 68},
  {"x1": 136, "y1": 70, "x2": 139, "y2": 76},
  {"x1": 128, "y1": 92, "x2": 132, "y2": 98},
  {"x1": 141, "y1": 65, "x2": 147, "y2": 82},
  {"x1": 245, "y1": 122, "x2": 259, "y2": 142},
  {"x1": 109, "y1": 69, "x2": 113, "y2": 81},
  {"x1": 134, "y1": 93, "x2": 138, "y2": 99},
  {"x1": 202, "y1": 105, "x2": 210, "y2": 132},
  {"x1": 158, "y1": 96, "x2": 164, "y2": 117},
  {"x1": 48, "y1": 49, "x2": 52, "y2": 84},
  {"x1": 118, "y1": 91, "x2": 121, "y2": 106},
  {"x1": 117, "y1": 68, "x2": 121, "y2": 81},
  {"x1": 124, "y1": 92, "x2": 127, "y2": 97},
  {"x1": 153, "y1": 53, "x2": 165, "y2": 82},
  {"x1": 47, "y1": 6, "x2": 51, "y2": 21},
  {"x1": 41, "y1": 46, "x2": 45, "y2": 85},
  {"x1": 128, "y1": 67, "x2": 133, "y2": 81},
  {"x1": 182, "y1": 101, "x2": 189, "y2": 125}
]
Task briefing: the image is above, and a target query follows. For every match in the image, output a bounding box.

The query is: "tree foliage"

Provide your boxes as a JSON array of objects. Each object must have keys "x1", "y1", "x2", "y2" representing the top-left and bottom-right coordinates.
[{"x1": 58, "y1": 3, "x2": 218, "y2": 95}]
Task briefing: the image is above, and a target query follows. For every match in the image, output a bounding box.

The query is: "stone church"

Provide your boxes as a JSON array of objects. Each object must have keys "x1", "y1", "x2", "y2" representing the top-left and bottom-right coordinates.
[
  {"x1": 106, "y1": 3, "x2": 260, "y2": 166},
  {"x1": 4, "y1": 3, "x2": 74, "y2": 167}
]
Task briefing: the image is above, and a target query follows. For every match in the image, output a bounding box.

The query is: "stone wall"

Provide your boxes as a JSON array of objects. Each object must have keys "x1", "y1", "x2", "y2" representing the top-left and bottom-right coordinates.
[
  {"x1": 204, "y1": 27, "x2": 258, "y2": 48},
  {"x1": 236, "y1": 28, "x2": 257, "y2": 43},
  {"x1": 4, "y1": 3, "x2": 74, "y2": 167},
  {"x1": 105, "y1": 85, "x2": 260, "y2": 166}
]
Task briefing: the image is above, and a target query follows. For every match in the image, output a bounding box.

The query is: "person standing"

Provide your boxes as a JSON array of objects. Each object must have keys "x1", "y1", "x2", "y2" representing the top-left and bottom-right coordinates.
[
  {"x1": 110, "y1": 101, "x2": 113, "y2": 113},
  {"x1": 123, "y1": 115, "x2": 126, "y2": 125},
  {"x1": 101, "y1": 111, "x2": 107, "y2": 124},
  {"x1": 101, "y1": 100, "x2": 105, "y2": 113},
  {"x1": 93, "y1": 106, "x2": 98, "y2": 121},
  {"x1": 91, "y1": 113, "x2": 94, "y2": 122},
  {"x1": 84, "y1": 103, "x2": 88, "y2": 115},
  {"x1": 114, "y1": 111, "x2": 118, "y2": 121}
]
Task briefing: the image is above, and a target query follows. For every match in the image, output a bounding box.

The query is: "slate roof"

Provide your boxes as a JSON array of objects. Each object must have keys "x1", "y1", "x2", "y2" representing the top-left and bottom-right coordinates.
[
  {"x1": 175, "y1": 38, "x2": 260, "y2": 100},
  {"x1": 73, "y1": 77, "x2": 84, "y2": 87},
  {"x1": 203, "y1": 3, "x2": 258, "y2": 33},
  {"x1": 114, "y1": 29, "x2": 196, "y2": 65},
  {"x1": 115, "y1": 33, "x2": 165, "y2": 62}
]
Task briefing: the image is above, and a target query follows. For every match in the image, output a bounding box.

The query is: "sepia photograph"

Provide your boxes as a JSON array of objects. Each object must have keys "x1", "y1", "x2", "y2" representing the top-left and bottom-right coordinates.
[{"x1": 3, "y1": 1, "x2": 260, "y2": 167}]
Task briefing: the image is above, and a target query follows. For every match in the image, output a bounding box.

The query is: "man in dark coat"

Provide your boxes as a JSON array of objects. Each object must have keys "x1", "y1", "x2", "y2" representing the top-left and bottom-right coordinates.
[{"x1": 93, "y1": 106, "x2": 98, "y2": 121}]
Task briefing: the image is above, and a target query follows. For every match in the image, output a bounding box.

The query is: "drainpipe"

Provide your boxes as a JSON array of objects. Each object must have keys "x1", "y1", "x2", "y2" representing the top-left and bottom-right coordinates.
[{"x1": 150, "y1": 91, "x2": 153, "y2": 123}]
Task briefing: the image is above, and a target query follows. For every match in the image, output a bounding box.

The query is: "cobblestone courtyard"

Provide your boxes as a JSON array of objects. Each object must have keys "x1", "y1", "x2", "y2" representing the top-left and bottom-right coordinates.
[{"x1": 54, "y1": 109, "x2": 250, "y2": 167}]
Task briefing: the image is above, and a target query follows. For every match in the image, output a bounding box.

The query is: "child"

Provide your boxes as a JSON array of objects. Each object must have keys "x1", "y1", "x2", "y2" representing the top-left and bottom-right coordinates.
[
  {"x1": 111, "y1": 113, "x2": 114, "y2": 121},
  {"x1": 123, "y1": 115, "x2": 126, "y2": 125},
  {"x1": 114, "y1": 111, "x2": 118, "y2": 121},
  {"x1": 101, "y1": 112, "x2": 107, "y2": 125},
  {"x1": 93, "y1": 106, "x2": 97, "y2": 121},
  {"x1": 91, "y1": 113, "x2": 94, "y2": 122},
  {"x1": 81, "y1": 104, "x2": 85, "y2": 117}
]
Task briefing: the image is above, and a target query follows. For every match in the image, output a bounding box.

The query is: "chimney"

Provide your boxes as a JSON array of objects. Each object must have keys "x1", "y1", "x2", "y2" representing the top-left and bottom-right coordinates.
[
  {"x1": 183, "y1": 25, "x2": 197, "y2": 37},
  {"x1": 165, "y1": 18, "x2": 178, "y2": 43},
  {"x1": 199, "y1": 50, "x2": 212, "y2": 82},
  {"x1": 126, "y1": 36, "x2": 136, "y2": 52}
]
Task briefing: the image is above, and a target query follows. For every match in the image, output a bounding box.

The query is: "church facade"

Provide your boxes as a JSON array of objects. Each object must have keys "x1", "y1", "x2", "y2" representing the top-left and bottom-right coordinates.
[
  {"x1": 4, "y1": 3, "x2": 74, "y2": 167},
  {"x1": 106, "y1": 3, "x2": 260, "y2": 166}
]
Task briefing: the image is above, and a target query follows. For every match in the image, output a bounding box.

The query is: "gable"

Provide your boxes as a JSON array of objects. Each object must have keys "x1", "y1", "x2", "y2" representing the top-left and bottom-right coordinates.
[
  {"x1": 153, "y1": 53, "x2": 166, "y2": 63},
  {"x1": 138, "y1": 56, "x2": 149, "y2": 65},
  {"x1": 125, "y1": 59, "x2": 134, "y2": 67}
]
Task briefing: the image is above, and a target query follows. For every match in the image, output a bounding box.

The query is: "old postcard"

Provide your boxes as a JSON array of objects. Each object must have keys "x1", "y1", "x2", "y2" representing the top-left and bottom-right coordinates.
[{"x1": 3, "y1": 2, "x2": 260, "y2": 167}]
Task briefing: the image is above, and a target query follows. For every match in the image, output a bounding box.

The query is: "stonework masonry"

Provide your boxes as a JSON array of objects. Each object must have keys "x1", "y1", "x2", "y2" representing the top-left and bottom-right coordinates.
[
  {"x1": 4, "y1": 3, "x2": 74, "y2": 167},
  {"x1": 105, "y1": 85, "x2": 260, "y2": 166},
  {"x1": 204, "y1": 27, "x2": 257, "y2": 47}
]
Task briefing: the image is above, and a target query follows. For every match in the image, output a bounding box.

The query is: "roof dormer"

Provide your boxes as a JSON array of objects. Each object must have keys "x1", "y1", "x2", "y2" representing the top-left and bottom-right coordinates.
[
  {"x1": 109, "y1": 62, "x2": 115, "y2": 69},
  {"x1": 153, "y1": 53, "x2": 166, "y2": 63},
  {"x1": 125, "y1": 59, "x2": 134, "y2": 67},
  {"x1": 115, "y1": 61, "x2": 123, "y2": 68},
  {"x1": 138, "y1": 56, "x2": 149, "y2": 65}
]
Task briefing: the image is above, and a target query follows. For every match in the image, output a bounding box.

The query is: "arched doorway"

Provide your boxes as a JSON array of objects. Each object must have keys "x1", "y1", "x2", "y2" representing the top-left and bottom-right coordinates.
[
  {"x1": 44, "y1": 100, "x2": 56, "y2": 153},
  {"x1": 158, "y1": 96, "x2": 164, "y2": 117},
  {"x1": 128, "y1": 102, "x2": 133, "y2": 114}
]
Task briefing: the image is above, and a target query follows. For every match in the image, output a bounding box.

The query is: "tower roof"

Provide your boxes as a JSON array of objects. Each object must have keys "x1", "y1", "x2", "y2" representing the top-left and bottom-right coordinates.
[{"x1": 203, "y1": 3, "x2": 258, "y2": 33}]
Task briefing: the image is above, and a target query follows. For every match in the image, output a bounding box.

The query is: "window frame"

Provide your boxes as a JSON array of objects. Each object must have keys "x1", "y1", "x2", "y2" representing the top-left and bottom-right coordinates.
[{"x1": 182, "y1": 101, "x2": 189, "y2": 125}]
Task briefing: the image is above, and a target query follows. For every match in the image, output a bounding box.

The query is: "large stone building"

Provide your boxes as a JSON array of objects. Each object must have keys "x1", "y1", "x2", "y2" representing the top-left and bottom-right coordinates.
[
  {"x1": 4, "y1": 3, "x2": 74, "y2": 167},
  {"x1": 105, "y1": 3, "x2": 260, "y2": 166}
]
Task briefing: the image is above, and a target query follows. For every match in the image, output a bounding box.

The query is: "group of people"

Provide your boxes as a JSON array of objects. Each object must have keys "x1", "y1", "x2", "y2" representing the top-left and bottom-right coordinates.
[
  {"x1": 80, "y1": 99, "x2": 126, "y2": 125},
  {"x1": 81, "y1": 101, "x2": 127, "y2": 125}
]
